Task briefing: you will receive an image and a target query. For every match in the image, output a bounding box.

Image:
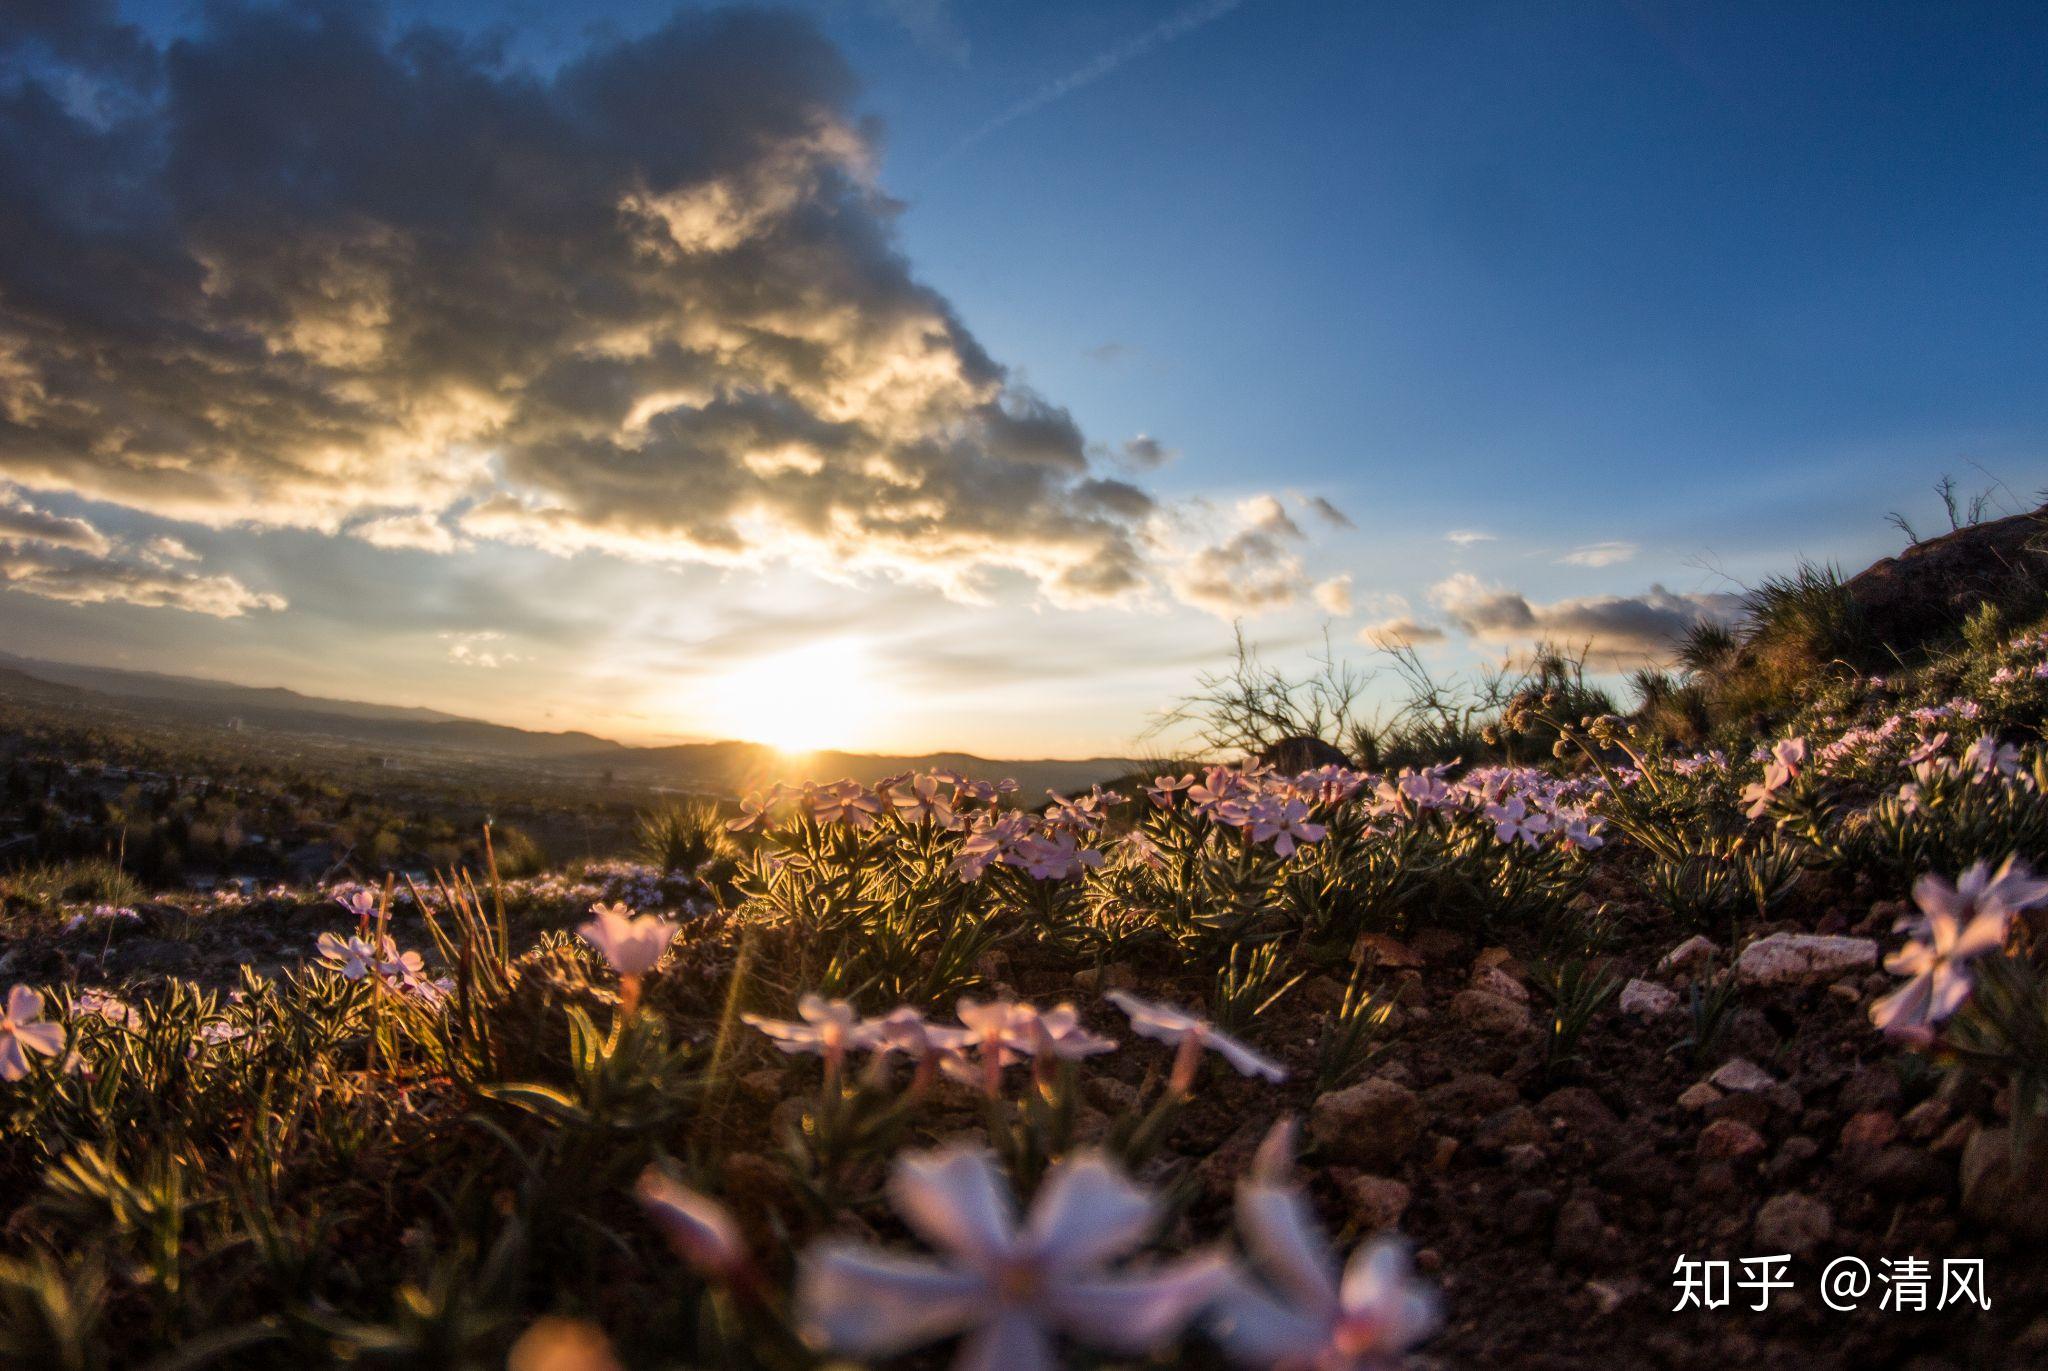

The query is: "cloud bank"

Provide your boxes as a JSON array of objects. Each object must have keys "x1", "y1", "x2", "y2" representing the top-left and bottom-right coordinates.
[{"x1": 0, "y1": 3, "x2": 1224, "y2": 610}]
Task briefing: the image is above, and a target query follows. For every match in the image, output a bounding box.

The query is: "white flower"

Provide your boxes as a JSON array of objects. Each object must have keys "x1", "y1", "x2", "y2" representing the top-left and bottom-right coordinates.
[
  {"x1": 577, "y1": 902, "x2": 677, "y2": 978},
  {"x1": 0, "y1": 986, "x2": 65, "y2": 1081},
  {"x1": 957, "y1": 998, "x2": 1116, "y2": 1063},
  {"x1": 742, "y1": 994, "x2": 879, "y2": 1060},
  {"x1": 316, "y1": 931, "x2": 379, "y2": 980},
  {"x1": 1870, "y1": 856, "x2": 2048, "y2": 1043},
  {"x1": 797, "y1": 1145, "x2": 1231, "y2": 1371},
  {"x1": 1212, "y1": 1122, "x2": 1439, "y2": 1370},
  {"x1": 1106, "y1": 991, "x2": 1286, "y2": 1082}
]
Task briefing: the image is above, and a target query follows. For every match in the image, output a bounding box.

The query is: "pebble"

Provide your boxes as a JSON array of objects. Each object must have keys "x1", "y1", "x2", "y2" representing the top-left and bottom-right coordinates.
[
  {"x1": 1838, "y1": 1110, "x2": 1899, "y2": 1152},
  {"x1": 1450, "y1": 988, "x2": 1531, "y2": 1036},
  {"x1": 1734, "y1": 932, "x2": 1879, "y2": 986},
  {"x1": 1698, "y1": 1118, "x2": 1768, "y2": 1161},
  {"x1": 1309, "y1": 1077, "x2": 1423, "y2": 1170},
  {"x1": 1753, "y1": 1193, "x2": 1833, "y2": 1257},
  {"x1": 1709, "y1": 1058, "x2": 1775, "y2": 1092},
  {"x1": 1620, "y1": 977, "x2": 1679, "y2": 1017},
  {"x1": 1678, "y1": 1082, "x2": 1723, "y2": 1111},
  {"x1": 1342, "y1": 1174, "x2": 1412, "y2": 1232},
  {"x1": 1658, "y1": 935, "x2": 1719, "y2": 973}
]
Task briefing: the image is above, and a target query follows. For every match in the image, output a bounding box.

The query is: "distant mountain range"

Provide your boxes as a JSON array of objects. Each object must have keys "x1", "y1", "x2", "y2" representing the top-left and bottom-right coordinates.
[{"x1": 0, "y1": 652, "x2": 1145, "y2": 796}]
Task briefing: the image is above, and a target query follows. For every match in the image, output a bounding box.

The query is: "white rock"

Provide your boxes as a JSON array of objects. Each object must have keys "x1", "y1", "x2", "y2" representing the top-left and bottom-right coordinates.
[
  {"x1": 1710, "y1": 1058, "x2": 1776, "y2": 1093},
  {"x1": 1657, "y1": 935, "x2": 1720, "y2": 972},
  {"x1": 1735, "y1": 933, "x2": 1879, "y2": 986},
  {"x1": 1619, "y1": 977, "x2": 1679, "y2": 1018}
]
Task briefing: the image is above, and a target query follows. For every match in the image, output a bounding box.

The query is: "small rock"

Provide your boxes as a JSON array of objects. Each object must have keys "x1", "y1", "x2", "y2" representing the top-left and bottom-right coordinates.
[
  {"x1": 1504, "y1": 1143, "x2": 1546, "y2": 1173},
  {"x1": 1474, "y1": 946, "x2": 1517, "y2": 971},
  {"x1": 1753, "y1": 1193, "x2": 1833, "y2": 1258},
  {"x1": 1503, "y1": 1186, "x2": 1556, "y2": 1238},
  {"x1": 1470, "y1": 965, "x2": 1529, "y2": 1003},
  {"x1": 1710, "y1": 1058, "x2": 1775, "y2": 1093},
  {"x1": 1620, "y1": 977, "x2": 1679, "y2": 1018},
  {"x1": 1698, "y1": 1118, "x2": 1768, "y2": 1161},
  {"x1": 1659, "y1": 935, "x2": 1720, "y2": 973},
  {"x1": 1476, "y1": 1105, "x2": 1547, "y2": 1151},
  {"x1": 1352, "y1": 932, "x2": 1423, "y2": 970},
  {"x1": 1862, "y1": 1144, "x2": 1949, "y2": 1198},
  {"x1": 1839, "y1": 1111, "x2": 1899, "y2": 1152},
  {"x1": 1678, "y1": 1082, "x2": 1723, "y2": 1111},
  {"x1": 1735, "y1": 933, "x2": 1879, "y2": 987},
  {"x1": 1585, "y1": 1279, "x2": 1638, "y2": 1317},
  {"x1": 1412, "y1": 928, "x2": 1472, "y2": 964},
  {"x1": 1960, "y1": 1126, "x2": 2048, "y2": 1236},
  {"x1": 1900, "y1": 1097, "x2": 1951, "y2": 1141},
  {"x1": 1539, "y1": 1086, "x2": 1620, "y2": 1137},
  {"x1": 1552, "y1": 1197, "x2": 1608, "y2": 1265},
  {"x1": 1342, "y1": 1174, "x2": 1412, "y2": 1232},
  {"x1": 1309, "y1": 1077, "x2": 1424, "y2": 1170},
  {"x1": 1451, "y1": 988, "x2": 1531, "y2": 1036},
  {"x1": 1424, "y1": 1072, "x2": 1520, "y2": 1122},
  {"x1": 1826, "y1": 981, "x2": 1862, "y2": 1006},
  {"x1": 1839, "y1": 1065, "x2": 1903, "y2": 1114},
  {"x1": 1721, "y1": 1007, "x2": 1782, "y2": 1060}
]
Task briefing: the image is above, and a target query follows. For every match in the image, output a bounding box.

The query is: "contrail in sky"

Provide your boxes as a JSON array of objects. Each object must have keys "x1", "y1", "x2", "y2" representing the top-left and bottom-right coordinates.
[{"x1": 942, "y1": 0, "x2": 1251, "y2": 163}]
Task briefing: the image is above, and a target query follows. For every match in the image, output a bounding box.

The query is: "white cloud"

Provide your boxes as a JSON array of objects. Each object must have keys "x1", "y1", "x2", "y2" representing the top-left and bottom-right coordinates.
[
  {"x1": 1312, "y1": 574, "x2": 1354, "y2": 616},
  {"x1": 1445, "y1": 529, "x2": 1496, "y2": 546},
  {"x1": 0, "y1": 485, "x2": 282, "y2": 617},
  {"x1": 1560, "y1": 540, "x2": 1638, "y2": 567}
]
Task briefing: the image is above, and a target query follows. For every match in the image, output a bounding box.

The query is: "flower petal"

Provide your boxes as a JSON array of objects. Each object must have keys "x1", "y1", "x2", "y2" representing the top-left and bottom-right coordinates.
[
  {"x1": 1235, "y1": 1182, "x2": 1339, "y2": 1313},
  {"x1": 5, "y1": 986, "x2": 41, "y2": 1023},
  {"x1": 12, "y1": 1021, "x2": 63, "y2": 1058},
  {"x1": 1022, "y1": 1151, "x2": 1157, "y2": 1268},
  {"x1": 795, "y1": 1241, "x2": 985, "y2": 1358},
  {"x1": 0, "y1": 1036, "x2": 25, "y2": 1081},
  {"x1": 890, "y1": 1146, "x2": 1017, "y2": 1264},
  {"x1": 1043, "y1": 1251, "x2": 1234, "y2": 1354},
  {"x1": 1207, "y1": 1279, "x2": 1334, "y2": 1368},
  {"x1": 951, "y1": 1311, "x2": 1058, "y2": 1371}
]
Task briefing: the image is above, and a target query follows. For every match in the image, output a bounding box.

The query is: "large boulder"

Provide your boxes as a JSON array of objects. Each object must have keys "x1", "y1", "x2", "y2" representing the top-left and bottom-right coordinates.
[{"x1": 1258, "y1": 734, "x2": 1351, "y2": 773}]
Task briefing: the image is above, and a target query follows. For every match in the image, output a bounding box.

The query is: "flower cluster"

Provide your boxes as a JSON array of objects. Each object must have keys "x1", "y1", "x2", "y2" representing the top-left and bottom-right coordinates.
[{"x1": 1870, "y1": 857, "x2": 2048, "y2": 1044}]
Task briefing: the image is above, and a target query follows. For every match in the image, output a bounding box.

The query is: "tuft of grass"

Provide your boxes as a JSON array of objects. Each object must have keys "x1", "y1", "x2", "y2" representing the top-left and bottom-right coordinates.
[{"x1": 635, "y1": 800, "x2": 732, "y2": 877}]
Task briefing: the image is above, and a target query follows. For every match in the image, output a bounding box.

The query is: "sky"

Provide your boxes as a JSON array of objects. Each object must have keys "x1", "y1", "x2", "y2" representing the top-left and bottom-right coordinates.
[{"x1": 0, "y1": 0, "x2": 2044, "y2": 757}]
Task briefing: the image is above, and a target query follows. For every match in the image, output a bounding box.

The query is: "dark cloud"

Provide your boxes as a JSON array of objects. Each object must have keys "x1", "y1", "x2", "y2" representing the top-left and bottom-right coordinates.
[
  {"x1": 0, "y1": 3, "x2": 1164, "y2": 606},
  {"x1": 1307, "y1": 495, "x2": 1355, "y2": 530},
  {"x1": 1119, "y1": 433, "x2": 1174, "y2": 468},
  {"x1": 1429, "y1": 574, "x2": 1740, "y2": 665},
  {"x1": 0, "y1": 486, "x2": 281, "y2": 616}
]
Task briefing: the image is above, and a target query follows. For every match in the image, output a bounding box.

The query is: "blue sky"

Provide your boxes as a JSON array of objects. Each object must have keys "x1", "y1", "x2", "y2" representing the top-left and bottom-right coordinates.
[{"x1": 0, "y1": 1, "x2": 2043, "y2": 754}]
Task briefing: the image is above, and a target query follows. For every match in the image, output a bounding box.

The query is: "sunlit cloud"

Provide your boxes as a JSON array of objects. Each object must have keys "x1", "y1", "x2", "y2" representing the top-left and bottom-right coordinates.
[
  {"x1": 0, "y1": 5, "x2": 1217, "y2": 616},
  {"x1": 0, "y1": 485, "x2": 282, "y2": 617},
  {"x1": 1427, "y1": 572, "x2": 1739, "y2": 666},
  {"x1": 1312, "y1": 574, "x2": 1354, "y2": 616},
  {"x1": 1560, "y1": 540, "x2": 1639, "y2": 567},
  {"x1": 1444, "y1": 529, "x2": 1497, "y2": 546}
]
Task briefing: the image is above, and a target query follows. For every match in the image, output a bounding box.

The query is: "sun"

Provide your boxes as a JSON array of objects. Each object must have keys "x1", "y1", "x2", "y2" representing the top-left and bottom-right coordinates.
[{"x1": 705, "y1": 639, "x2": 883, "y2": 754}]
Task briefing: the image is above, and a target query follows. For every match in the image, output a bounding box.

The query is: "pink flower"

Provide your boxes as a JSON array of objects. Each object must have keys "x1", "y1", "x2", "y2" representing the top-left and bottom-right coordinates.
[
  {"x1": 957, "y1": 998, "x2": 1116, "y2": 1064},
  {"x1": 726, "y1": 794, "x2": 772, "y2": 832},
  {"x1": 1871, "y1": 857, "x2": 2048, "y2": 1043},
  {"x1": 743, "y1": 995, "x2": 879, "y2": 1063},
  {"x1": 1483, "y1": 796, "x2": 1548, "y2": 847},
  {"x1": 577, "y1": 902, "x2": 678, "y2": 978},
  {"x1": 636, "y1": 1168, "x2": 750, "y2": 1281},
  {"x1": 0, "y1": 987, "x2": 64, "y2": 1081},
  {"x1": 1248, "y1": 796, "x2": 1327, "y2": 857},
  {"x1": 1147, "y1": 774, "x2": 1196, "y2": 807},
  {"x1": 1211, "y1": 1122, "x2": 1439, "y2": 1370},
  {"x1": 1106, "y1": 992, "x2": 1285, "y2": 1083},
  {"x1": 894, "y1": 774, "x2": 956, "y2": 826},
  {"x1": 796, "y1": 1146, "x2": 1232, "y2": 1371}
]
